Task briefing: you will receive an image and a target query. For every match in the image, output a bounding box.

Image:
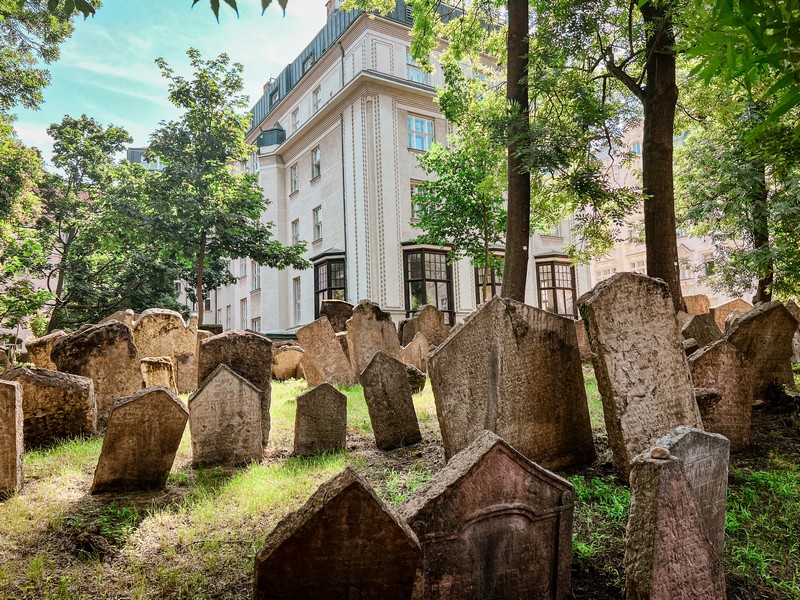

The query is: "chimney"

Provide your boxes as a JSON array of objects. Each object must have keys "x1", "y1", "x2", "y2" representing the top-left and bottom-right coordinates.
[{"x1": 262, "y1": 77, "x2": 275, "y2": 94}]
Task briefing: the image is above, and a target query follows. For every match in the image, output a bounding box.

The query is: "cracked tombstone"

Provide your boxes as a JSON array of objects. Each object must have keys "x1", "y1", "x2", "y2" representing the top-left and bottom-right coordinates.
[
  {"x1": 253, "y1": 467, "x2": 421, "y2": 600},
  {"x1": 91, "y1": 387, "x2": 188, "y2": 493},
  {"x1": 132, "y1": 309, "x2": 198, "y2": 394},
  {"x1": 296, "y1": 317, "x2": 356, "y2": 385},
  {"x1": 0, "y1": 381, "x2": 23, "y2": 499},
  {"x1": 293, "y1": 383, "x2": 347, "y2": 455},
  {"x1": 430, "y1": 296, "x2": 595, "y2": 469},
  {"x1": 401, "y1": 431, "x2": 575, "y2": 600},
  {"x1": 346, "y1": 300, "x2": 403, "y2": 375},
  {"x1": 578, "y1": 273, "x2": 702, "y2": 480}
]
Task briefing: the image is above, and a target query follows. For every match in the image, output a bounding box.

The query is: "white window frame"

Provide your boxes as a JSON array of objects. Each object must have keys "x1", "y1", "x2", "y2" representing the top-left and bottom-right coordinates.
[
  {"x1": 406, "y1": 50, "x2": 430, "y2": 85},
  {"x1": 302, "y1": 54, "x2": 314, "y2": 74},
  {"x1": 239, "y1": 258, "x2": 247, "y2": 277},
  {"x1": 251, "y1": 317, "x2": 261, "y2": 332},
  {"x1": 312, "y1": 86, "x2": 322, "y2": 113},
  {"x1": 311, "y1": 146, "x2": 321, "y2": 179},
  {"x1": 216, "y1": 307, "x2": 222, "y2": 326},
  {"x1": 225, "y1": 305, "x2": 232, "y2": 330},
  {"x1": 251, "y1": 260, "x2": 261, "y2": 291},
  {"x1": 290, "y1": 164, "x2": 299, "y2": 194},
  {"x1": 407, "y1": 115, "x2": 434, "y2": 151},
  {"x1": 312, "y1": 206, "x2": 322, "y2": 241},
  {"x1": 240, "y1": 298, "x2": 248, "y2": 330},
  {"x1": 291, "y1": 219, "x2": 300, "y2": 244},
  {"x1": 293, "y1": 277, "x2": 302, "y2": 325},
  {"x1": 291, "y1": 108, "x2": 299, "y2": 133}
]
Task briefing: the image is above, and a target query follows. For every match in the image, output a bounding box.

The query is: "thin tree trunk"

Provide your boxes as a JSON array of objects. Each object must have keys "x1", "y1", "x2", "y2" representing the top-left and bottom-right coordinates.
[
  {"x1": 196, "y1": 230, "x2": 206, "y2": 327},
  {"x1": 501, "y1": 0, "x2": 530, "y2": 303},
  {"x1": 483, "y1": 206, "x2": 491, "y2": 302},
  {"x1": 751, "y1": 161, "x2": 772, "y2": 303},
  {"x1": 46, "y1": 234, "x2": 73, "y2": 334}
]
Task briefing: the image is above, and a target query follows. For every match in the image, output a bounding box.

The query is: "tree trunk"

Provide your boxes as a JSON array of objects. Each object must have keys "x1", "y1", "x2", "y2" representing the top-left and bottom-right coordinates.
[
  {"x1": 196, "y1": 230, "x2": 206, "y2": 327},
  {"x1": 640, "y1": 0, "x2": 683, "y2": 313},
  {"x1": 501, "y1": 0, "x2": 530, "y2": 303},
  {"x1": 483, "y1": 206, "x2": 491, "y2": 302},
  {"x1": 751, "y1": 160, "x2": 772, "y2": 303},
  {"x1": 46, "y1": 234, "x2": 72, "y2": 334}
]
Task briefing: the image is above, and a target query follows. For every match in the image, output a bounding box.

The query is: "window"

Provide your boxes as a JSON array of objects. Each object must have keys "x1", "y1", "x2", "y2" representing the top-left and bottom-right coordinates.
[
  {"x1": 537, "y1": 262, "x2": 578, "y2": 318},
  {"x1": 216, "y1": 308, "x2": 222, "y2": 326},
  {"x1": 475, "y1": 264, "x2": 502, "y2": 304},
  {"x1": 704, "y1": 258, "x2": 715, "y2": 276},
  {"x1": 311, "y1": 146, "x2": 321, "y2": 179},
  {"x1": 290, "y1": 164, "x2": 299, "y2": 194},
  {"x1": 293, "y1": 277, "x2": 302, "y2": 325},
  {"x1": 291, "y1": 219, "x2": 300, "y2": 244},
  {"x1": 225, "y1": 305, "x2": 232, "y2": 330},
  {"x1": 676, "y1": 227, "x2": 687, "y2": 238},
  {"x1": 312, "y1": 206, "x2": 322, "y2": 241},
  {"x1": 203, "y1": 298, "x2": 211, "y2": 311},
  {"x1": 597, "y1": 266, "x2": 617, "y2": 282},
  {"x1": 312, "y1": 86, "x2": 322, "y2": 113},
  {"x1": 406, "y1": 50, "x2": 429, "y2": 85},
  {"x1": 629, "y1": 259, "x2": 646, "y2": 274},
  {"x1": 631, "y1": 141, "x2": 642, "y2": 155},
  {"x1": 404, "y1": 249, "x2": 454, "y2": 324},
  {"x1": 543, "y1": 223, "x2": 562, "y2": 237},
  {"x1": 239, "y1": 258, "x2": 247, "y2": 277},
  {"x1": 302, "y1": 54, "x2": 314, "y2": 74},
  {"x1": 291, "y1": 108, "x2": 299, "y2": 133},
  {"x1": 270, "y1": 88, "x2": 280, "y2": 108},
  {"x1": 174, "y1": 281, "x2": 182, "y2": 295},
  {"x1": 410, "y1": 180, "x2": 423, "y2": 221},
  {"x1": 407, "y1": 115, "x2": 434, "y2": 151},
  {"x1": 679, "y1": 259, "x2": 693, "y2": 280},
  {"x1": 240, "y1": 298, "x2": 248, "y2": 329},
  {"x1": 251, "y1": 317, "x2": 261, "y2": 332},
  {"x1": 247, "y1": 151, "x2": 259, "y2": 174},
  {"x1": 251, "y1": 260, "x2": 261, "y2": 291},
  {"x1": 314, "y1": 259, "x2": 346, "y2": 317}
]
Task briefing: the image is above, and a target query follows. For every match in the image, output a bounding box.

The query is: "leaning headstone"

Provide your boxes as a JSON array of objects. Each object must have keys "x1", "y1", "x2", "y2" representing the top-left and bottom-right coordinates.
[
  {"x1": 298, "y1": 353, "x2": 324, "y2": 387},
  {"x1": 198, "y1": 329, "x2": 272, "y2": 449},
  {"x1": 202, "y1": 323, "x2": 223, "y2": 335},
  {"x1": 1, "y1": 366, "x2": 96, "y2": 448},
  {"x1": 682, "y1": 338, "x2": 699, "y2": 356},
  {"x1": 405, "y1": 363, "x2": 426, "y2": 395},
  {"x1": 400, "y1": 304, "x2": 450, "y2": 347},
  {"x1": 272, "y1": 345, "x2": 304, "y2": 380},
  {"x1": 625, "y1": 447, "x2": 726, "y2": 600},
  {"x1": 51, "y1": 321, "x2": 141, "y2": 430},
  {"x1": 401, "y1": 431, "x2": 574, "y2": 600},
  {"x1": 401, "y1": 331, "x2": 429, "y2": 373},
  {"x1": 293, "y1": 383, "x2": 347, "y2": 455},
  {"x1": 253, "y1": 467, "x2": 420, "y2": 600},
  {"x1": 140, "y1": 357, "x2": 177, "y2": 394},
  {"x1": 681, "y1": 313, "x2": 722, "y2": 349},
  {"x1": 578, "y1": 273, "x2": 702, "y2": 479},
  {"x1": 296, "y1": 317, "x2": 356, "y2": 385},
  {"x1": 725, "y1": 301, "x2": 797, "y2": 402},
  {"x1": 320, "y1": 299, "x2": 354, "y2": 333},
  {"x1": 689, "y1": 339, "x2": 753, "y2": 450},
  {"x1": 189, "y1": 365, "x2": 263, "y2": 466},
  {"x1": 684, "y1": 294, "x2": 711, "y2": 315},
  {"x1": 25, "y1": 330, "x2": 67, "y2": 370},
  {"x1": 345, "y1": 300, "x2": 403, "y2": 375},
  {"x1": 0, "y1": 381, "x2": 23, "y2": 499},
  {"x1": 574, "y1": 319, "x2": 592, "y2": 362},
  {"x1": 710, "y1": 298, "x2": 752, "y2": 332},
  {"x1": 91, "y1": 387, "x2": 188, "y2": 493},
  {"x1": 430, "y1": 296, "x2": 595, "y2": 469},
  {"x1": 359, "y1": 352, "x2": 421, "y2": 450}
]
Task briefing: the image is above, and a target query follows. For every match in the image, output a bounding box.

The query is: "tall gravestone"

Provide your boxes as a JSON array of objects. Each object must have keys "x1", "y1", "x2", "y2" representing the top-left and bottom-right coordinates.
[
  {"x1": 346, "y1": 300, "x2": 403, "y2": 375},
  {"x1": 91, "y1": 387, "x2": 188, "y2": 493},
  {"x1": 401, "y1": 431, "x2": 575, "y2": 600},
  {"x1": 198, "y1": 330, "x2": 272, "y2": 449},
  {"x1": 24, "y1": 330, "x2": 67, "y2": 370},
  {"x1": 253, "y1": 467, "x2": 421, "y2": 600},
  {"x1": 578, "y1": 273, "x2": 702, "y2": 479},
  {"x1": 320, "y1": 299, "x2": 354, "y2": 333},
  {"x1": 189, "y1": 365, "x2": 263, "y2": 466},
  {"x1": 293, "y1": 383, "x2": 347, "y2": 455},
  {"x1": 132, "y1": 309, "x2": 199, "y2": 394},
  {"x1": 400, "y1": 304, "x2": 450, "y2": 347},
  {"x1": 0, "y1": 381, "x2": 23, "y2": 499},
  {"x1": 296, "y1": 317, "x2": 357, "y2": 385},
  {"x1": 360, "y1": 352, "x2": 422, "y2": 451},
  {"x1": 429, "y1": 296, "x2": 595, "y2": 469}
]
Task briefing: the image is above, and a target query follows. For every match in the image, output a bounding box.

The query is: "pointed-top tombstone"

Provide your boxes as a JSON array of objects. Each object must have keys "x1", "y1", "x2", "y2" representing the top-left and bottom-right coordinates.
[
  {"x1": 346, "y1": 300, "x2": 403, "y2": 375},
  {"x1": 253, "y1": 467, "x2": 421, "y2": 600},
  {"x1": 0, "y1": 381, "x2": 23, "y2": 499},
  {"x1": 293, "y1": 383, "x2": 347, "y2": 456},
  {"x1": 401, "y1": 431, "x2": 574, "y2": 600},
  {"x1": 401, "y1": 304, "x2": 450, "y2": 347},
  {"x1": 296, "y1": 317, "x2": 357, "y2": 385}
]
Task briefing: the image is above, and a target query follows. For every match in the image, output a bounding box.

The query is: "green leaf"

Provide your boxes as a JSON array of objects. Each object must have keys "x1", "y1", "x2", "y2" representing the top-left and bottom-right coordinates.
[
  {"x1": 261, "y1": 0, "x2": 272, "y2": 13},
  {"x1": 74, "y1": 0, "x2": 95, "y2": 17},
  {"x1": 223, "y1": 0, "x2": 239, "y2": 15},
  {"x1": 210, "y1": 0, "x2": 220, "y2": 20},
  {"x1": 47, "y1": 0, "x2": 59, "y2": 12},
  {"x1": 278, "y1": 0, "x2": 288, "y2": 15}
]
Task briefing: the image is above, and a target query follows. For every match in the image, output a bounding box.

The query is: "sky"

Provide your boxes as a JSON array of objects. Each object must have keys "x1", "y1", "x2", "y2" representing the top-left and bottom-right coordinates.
[{"x1": 13, "y1": 0, "x2": 329, "y2": 165}]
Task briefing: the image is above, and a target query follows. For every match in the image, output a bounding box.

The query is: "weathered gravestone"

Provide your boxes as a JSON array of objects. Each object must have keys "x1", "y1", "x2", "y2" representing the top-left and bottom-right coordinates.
[
  {"x1": 140, "y1": 357, "x2": 177, "y2": 394},
  {"x1": 360, "y1": 352, "x2": 422, "y2": 450},
  {"x1": 51, "y1": 321, "x2": 142, "y2": 431},
  {"x1": 346, "y1": 300, "x2": 403, "y2": 375},
  {"x1": 132, "y1": 309, "x2": 198, "y2": 394},
  {"x1": 253, "y1": 467, "x2": 421, "y2": 600},
  {"x1": 683, "y1": 294, "x2": 711, "y2": 316},
  {"x1": 400, "y1": 304, "x2": 450, "y2": 347},
  {"x1": 0, "y1": 381, "x2": 23, "y2": 499},
  {"x1": 298, "y1": 353, "x2": 324, "y2": 387},
  {"x1": 401, "y1": 431, "x2": 574, "y2": 600},
  {"x1": 654, "y1": 426, "x2": 730, "y2": 562},
  {"x1": 320, "y1": 299, "x2": 354, "y2": 333},
  {"x1": 196, "y1": 329, "x2": 214, "y2": 356},
  {"x1": 681, "y1": 313, "x2": 722, "y2": 349},
  {"x1": 25, "y1": 330, "x2": 67, "y2": 370},
  {"x1": 689, "y1": 340, "x2": 753, "y2": 450},
  {"x1": 175, "y1": 352, "x2": 199, "y2": 394},
  {"x1": 293, "y1": 383, "x2": 347, "y2": 455},
  {"x1": 788, "y1": 300, "x2": 800, "y2": 364},
  {"x1": 625, "y1": 447, "x2": 726, "y2": 600},
  {"x1": 296, "y1": 317, "x2": 356, "y2": 385},
  {"x1": 198, "y1": 330, "x2": 272, "y2": 449},
  {"x1": 91, "y1": 387, "x2": 188, "y2": 493},
  {"x1": 724, "y1": 300, "x2": 797, "y2": 402},
  {"x1": 578, "y1": 273, "x2": 702, "y2": 479},
  {"x1": 430, "y1": 296, "x2": 595, "y2": 469},
  {"x1": 1, "y1": 367, "x2": 96, "y2": 448},
  {"x1": 710, "y1": 298, "x2": 752, "y2": 332},
  {"x1": 189, "y1": 364, "x2": 263, "y2": 466},
  {"x1": 574, "y1": 319, "x2": 592, "y2": 363},
  {"x1": 405, "y1": 364, "x2": 426, "y2": 395},
  {"x1": 99, "y1": 308, "x2": 135, "y2": 328},
  {"x1": 401, "y1": 331, "x2": 429, "y2": 373},
  {"x1": 272, "y1": 345, "x2": 304, "y2": 380}
]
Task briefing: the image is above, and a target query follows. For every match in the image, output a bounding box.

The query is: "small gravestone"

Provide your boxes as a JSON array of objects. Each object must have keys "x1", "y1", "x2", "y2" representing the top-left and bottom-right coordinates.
[
  {"x1": 654, "y1": 426, "x2": 730, "y2": 561},
  {"x1": 684, "y1": 294, "x2": 711, "y2": 315},
  {"x1": 189, "y1": 365, "x2": 263, "y2": 466},
  {"x1": 293, "y1": 383, "x2": 347, "y2": 455},
  {"x1": 359, "y1": 352, "x2": 421, "y2": 450},
  {"x1": 91, "y1": 387, "x2": 188, "y2": 493},
  {"x1": 400, "y1": 304, "x2": 450, "y2": 347},
  {"x1": 346, "y1": 300, "x2": 403, "y2": 375},
  {"x1": 175, "y1": 352, "x2": 198, "y2": 394},
  {"x1": 578, "y1": 273, "x2": 702, "y2": 479},
  {"x1": 272, "y1": 345, "x2": 304, "y2": 380},
  {"x1": 681, "y1": 313, "x2": 721, "y2": 349},
  {"x1": 320, "y1": 299, "x2": 354, "y2": 333},
  {"x1": 430, "y1": 296, "x2": 595, "y2": 469},
  {"x1": 198, "y1": 330, "x2": 272, "y2": 449},
  {"x1": 574, "y1": 319, "x2": 592, "y2": 362},
  {"x1": 401, "y1": 331, "x2": 429, "y2": 373},
  {"x1": 296, "y1": 317, "x2": 356, "y2": 385},
  {"x1": 25, "y1": 330, "x2": 67, "y2": 370},
  {"x1": 1, "y1": 366, "x2": 96, "y2": 449},
  {"x1": 625, "y1": 447, "x2": 726, "y2": 600},
  {"x1": 51, "y1": 321, "x2": 142, "y2": 430},
  {"x1": 0, "y1": 381, "x2": 23, "y2": 499},
  {"x1": 253, "y1": 467, "x2": 420, "y2": 600},
  {"x1": 140, "y1": 357, "x2": 177, "y2": 394},
  {"x1": 401, "y1": 431, "x2": 574, "y2": 600},
  {"x1": 710, "y1": 298, "x2": 752, "y2": 332},
  {"x1": 689, "y1": 340, "x2": 753, "y2": 450}
]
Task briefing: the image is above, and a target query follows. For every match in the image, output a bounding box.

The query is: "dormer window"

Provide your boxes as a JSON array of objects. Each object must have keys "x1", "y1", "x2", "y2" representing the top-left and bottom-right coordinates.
[{"x1": 302, "y1": 54, "x2": 314, "y2": 74}]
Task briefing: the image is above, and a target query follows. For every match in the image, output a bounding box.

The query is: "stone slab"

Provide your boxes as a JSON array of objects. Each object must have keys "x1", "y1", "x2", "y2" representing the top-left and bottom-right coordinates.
[
  {"x1": 710, "y1": 298, "x2": 752, "y2": 332},
  {"x1": 25, "y1": 330, "x2": 67, "y2": 370},
  {"x1": 681, "y1": 313, "x2": 722, "y2": 349},
  {"x1": 0, "y1": 381, "x2": 23, "y2": 499},
  {"x1": 293, "y1": 383, "x2": 347, "y2": 455},
  {"x1": 296, "y1": 317, "x2": 356, "y2": 386},
  {"x1": 346, "y1": 300, "x2": 403, "y2": 375},
  {"x1": 401, "y1": 332, "x2": 429, "y2": 373},
  {"x1": 400, "y1": 304, "x2": 450, "y2": 347},
  {"x1": 272, "y1": 345, "x2": 304, "y2": 380},
  {"x1": 140, "y1": 357, "x2": 177, "y2": 394},
  {"x1": 684, "y1": 294, "x2": 711, "y2": 315},
  {"x1": 320, "y1": 299, "x2": 354, "y2": 333}
]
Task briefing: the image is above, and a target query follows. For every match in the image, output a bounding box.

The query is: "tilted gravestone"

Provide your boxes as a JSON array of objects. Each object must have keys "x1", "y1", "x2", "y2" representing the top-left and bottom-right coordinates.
[
  {"x1": 0, "y1": 381, "x2": 23, "y2": 499},
  {"x1": 296, "y1": 317, "x2": 356, "y2": 386},
  {"x1": 724, "y1": 301, "x2": 797, "y2": 402},
  {"x1": 405, "y1": 364, "x2": 426, "y2": 395},
  {"x1": 710, "y1": 298, "x2": 752, "y2": 332},
  {"x1": 1, "y1": 366, "x2": 96, "y2": 449},
  {"x1": 689, "y1": 339, "x2": 753, "y2": 450},
  {"x1": 24, "y1": 330, "x2": 67, "y2": 370},
  {"x1": 430, "y1": 296, "x2": 595, "y2": 469},
  {"x1": 320, "y1": 299, "x2": 354, "y2": 333},
  {"x1": 625, "y1": 447, "x2": 726, "y2": 600},
  {"x1": 51, "y1": 321, "x2": 142, "y2": 431},
  {"x1": 252, "y1": 467, "x2": 420, "y2": 600},
  {"x1": 299, "y1": 353, "x2": 324, "y2": 387},
  {"x1": 132, "y1": 309, "x2": 199, "y2": 394},
  {"x1": 574, "y1": 319, "x2": 592, "y2": 363},
  {"x1": 140, "y1": 357, "x2": 177, "y2": 394},
  {"x1": 401, "y1": 431, "x2": 575, "y2": 600},
  {"x1": 293, "y1": 383, "x2": 347, "y2": 456},
  {"x1": 681, "y1": 313, "x2": 721, "y2": 349},
  {"x1": 272, "y1": 345, "x2": 304, "y2": 380},
  {"x1": 359, "y1": 352, "x2": 421, "y2": 451},
  {"x1": 189, "y1": 364, "x2": 263, "y2": 466},
  {"x1": 400, "y1": 304, "x2": 450, "y2": 347},
  {"x1": 683, "y1": 294, "x2": 711, "y2": 316},
  {"x1": 401, "y1": 331, "x2": 429, "y2": 373},
  {"x1": 198, "y1": 330, "x2": 272, "y2": 449},
  {"x1": 91, "y1": 387, "x2": 188, "y2": 493},
  {"x1": 578, "y1": 273, "x2": 702, "y2": 479},
  {"x1": 346, "y1": 300, "x2": 403, "y2": 375}
]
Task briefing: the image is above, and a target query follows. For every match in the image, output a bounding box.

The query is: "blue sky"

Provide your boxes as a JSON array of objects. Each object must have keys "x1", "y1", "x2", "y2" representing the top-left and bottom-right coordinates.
[{"x1": 14, "y1": 0, "x2": 329, "y2": 164}]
